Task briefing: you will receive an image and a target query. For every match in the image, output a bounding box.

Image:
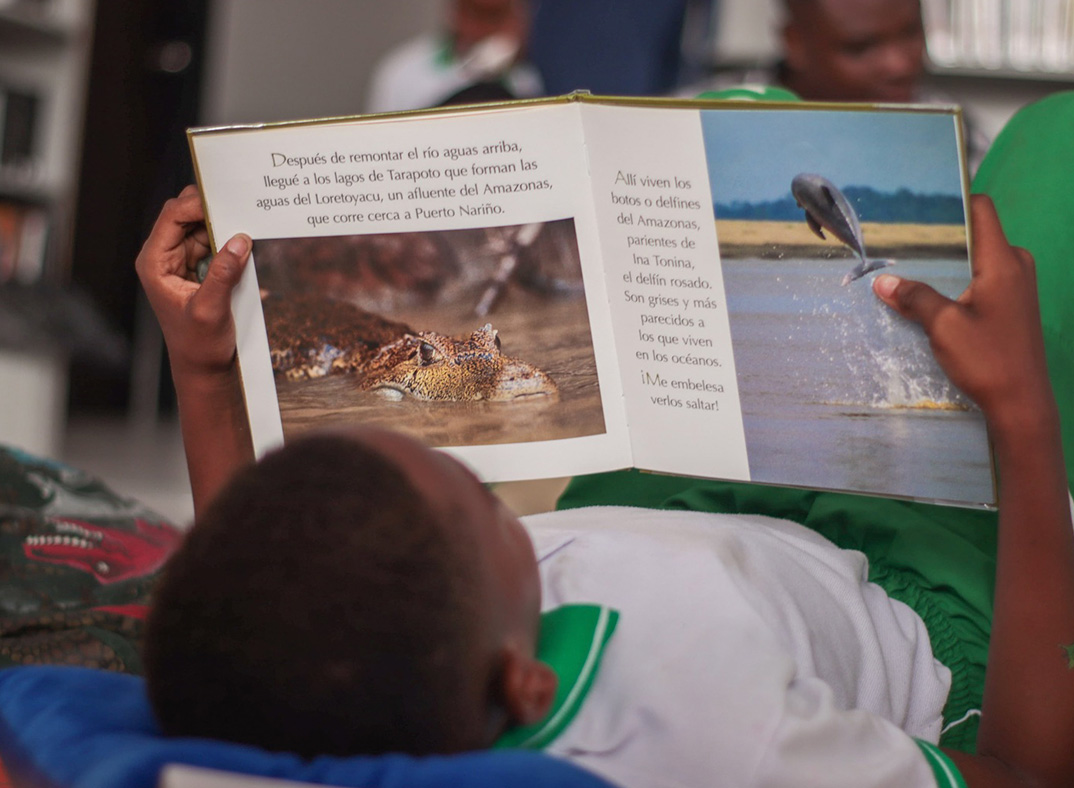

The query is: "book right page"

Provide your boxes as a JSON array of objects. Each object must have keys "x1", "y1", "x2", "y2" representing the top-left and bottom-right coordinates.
[
  {"x1": 583, "y1": 100, "x2": 996, "y2": 508},
  {"x1": 579, "y1": 103, "x2": 751, "y2": 483}
]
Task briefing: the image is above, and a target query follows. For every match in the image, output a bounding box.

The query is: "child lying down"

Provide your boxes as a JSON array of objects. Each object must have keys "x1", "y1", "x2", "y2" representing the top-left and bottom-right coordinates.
[{"x1": 137, "y1": 187, "x2": 1074, "y2": 788}]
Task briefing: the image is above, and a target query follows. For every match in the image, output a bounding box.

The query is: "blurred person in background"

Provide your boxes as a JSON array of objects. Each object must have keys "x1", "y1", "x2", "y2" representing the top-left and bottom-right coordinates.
[
  {"x1": 366, "y1": 0, "x2": 543, "y2": 113},
  {"x1": 689, "y1": 0, "x2": 989, "y2": 169},
  {"x1": 779, "y1": 0, "x2": 929, "y2": 103}
]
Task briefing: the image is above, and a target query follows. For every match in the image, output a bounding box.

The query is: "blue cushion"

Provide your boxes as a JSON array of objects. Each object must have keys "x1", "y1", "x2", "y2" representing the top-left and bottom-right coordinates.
[{"x1": 0, "y1": 666, "x2": 616, "y2": 788}]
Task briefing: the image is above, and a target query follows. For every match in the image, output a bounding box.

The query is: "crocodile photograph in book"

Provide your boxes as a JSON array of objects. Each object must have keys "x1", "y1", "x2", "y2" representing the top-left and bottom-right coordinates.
[{"x1": 249, "y1": 218, "x2": 605, "y2": 448}]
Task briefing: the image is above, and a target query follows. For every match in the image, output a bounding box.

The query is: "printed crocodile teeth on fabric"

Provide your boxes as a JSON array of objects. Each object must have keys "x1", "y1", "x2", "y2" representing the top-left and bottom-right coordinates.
[
  {"x1": 24, "y1": 535, "x2": 96, "y2": 549},
  {"x1": 53, "y1": 522, "x2": 104, "y2": 541}
]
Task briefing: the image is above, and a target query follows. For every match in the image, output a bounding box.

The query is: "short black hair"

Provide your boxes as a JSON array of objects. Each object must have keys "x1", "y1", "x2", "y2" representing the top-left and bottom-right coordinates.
[{"x1": 143, "y1": 433, "x2": 487, "y2": 758}]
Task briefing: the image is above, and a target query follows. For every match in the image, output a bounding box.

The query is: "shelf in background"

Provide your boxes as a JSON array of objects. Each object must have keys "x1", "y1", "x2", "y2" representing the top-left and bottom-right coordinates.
[
  {"x1": 0, "y1": 0, "x2": 94, "y2": 454},
  {"x1": 0, "y1": 5, "x2": 72, "y2": 48},
  {"x1": 0, "y1": 177, "x2": 51, "y2": 204},
  {"x1": 921, "y1": 0, "x2": 1074, "y2": 83},
  {"x1": 927, "y1": 63, "x2": 1074, "y2": 84},
  {"x1": 699, "y1": 58, "x2": 1074, "y2": 89}
]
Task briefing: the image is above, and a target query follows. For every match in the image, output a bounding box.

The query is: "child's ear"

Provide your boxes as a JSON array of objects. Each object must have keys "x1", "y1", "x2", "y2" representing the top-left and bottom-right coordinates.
[{"x1": 499, "y1": 647, "x2": 558, "y2": 726}]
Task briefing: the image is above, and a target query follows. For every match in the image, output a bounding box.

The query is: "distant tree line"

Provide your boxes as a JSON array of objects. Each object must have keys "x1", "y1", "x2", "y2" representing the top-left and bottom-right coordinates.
[{"x1": 715, "y1": 186, "x2": 965, "y2": 224}]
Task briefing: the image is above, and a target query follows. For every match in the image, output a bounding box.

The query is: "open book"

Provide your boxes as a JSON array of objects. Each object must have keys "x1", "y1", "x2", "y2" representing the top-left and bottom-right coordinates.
[{"x1": 189, "y1": 93, "x2": 995, "y2": 508}]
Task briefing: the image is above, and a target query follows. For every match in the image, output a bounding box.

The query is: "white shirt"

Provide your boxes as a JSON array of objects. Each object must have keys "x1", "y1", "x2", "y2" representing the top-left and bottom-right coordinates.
[
  {"x1": 525, "y1": 506, "x2": 951, "y2": 788},
  {"x1": 365, "y1": 34, "x2": 544, "y2": 114}
]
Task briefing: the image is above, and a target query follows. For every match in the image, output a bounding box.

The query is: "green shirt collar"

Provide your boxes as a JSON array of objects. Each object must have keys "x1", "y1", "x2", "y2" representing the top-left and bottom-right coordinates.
[{"x1": 494, "y1": 603, "x2": 619, "y2": 750}]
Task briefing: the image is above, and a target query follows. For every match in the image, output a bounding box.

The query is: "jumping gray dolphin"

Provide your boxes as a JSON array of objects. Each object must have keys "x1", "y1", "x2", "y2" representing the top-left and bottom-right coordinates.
[{"x1": 790, "y1": 173, "x2": 894, "y2": 285}]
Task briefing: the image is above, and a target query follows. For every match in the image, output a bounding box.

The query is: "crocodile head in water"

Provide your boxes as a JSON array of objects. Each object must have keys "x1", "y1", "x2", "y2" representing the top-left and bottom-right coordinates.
[
  {"x1": 360, "y1": 323, "x2": 558, "y2": 401},
  {"x1": 264, "y1": 295, "x2": 558, "y2": 401}
]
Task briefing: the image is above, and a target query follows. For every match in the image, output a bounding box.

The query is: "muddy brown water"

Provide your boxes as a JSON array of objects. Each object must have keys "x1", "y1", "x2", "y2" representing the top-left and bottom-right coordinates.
[{"x1": 276, "y1": 295, "x2": 606, "y2": 448}]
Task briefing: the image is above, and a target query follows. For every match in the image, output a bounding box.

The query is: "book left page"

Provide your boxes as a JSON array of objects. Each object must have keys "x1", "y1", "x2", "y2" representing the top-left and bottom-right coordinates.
[{"x1": 189, "y1": 102, "x2": 631, "y2": 482}]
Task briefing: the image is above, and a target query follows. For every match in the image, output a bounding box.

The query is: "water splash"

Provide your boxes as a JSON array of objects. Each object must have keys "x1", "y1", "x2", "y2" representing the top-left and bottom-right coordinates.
[
  {"x1": 811, "y1": 279, "x2": 973, "y2": 411},
  {"x1": 868, "y1": 305, "x2": 969, "y2": 409}
]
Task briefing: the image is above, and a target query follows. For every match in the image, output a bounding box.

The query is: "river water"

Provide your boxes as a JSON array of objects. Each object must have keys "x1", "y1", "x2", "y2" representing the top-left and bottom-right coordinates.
[
  {"x1": 722, "y1": 255, "x2": 995, "y2": 507},
  {"x1": 275, "y1": 295, "x2": 606, "y2": 450}
]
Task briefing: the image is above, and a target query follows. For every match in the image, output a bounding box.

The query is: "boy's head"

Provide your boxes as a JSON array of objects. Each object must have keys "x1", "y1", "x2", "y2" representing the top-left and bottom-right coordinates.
[
  {"x1": 143, "y1": 428, "x2": 555, "y2": 759},
  {"x1": 450, "y1": 0, "x2": 529, "y2": 58},
  {"x1": 781, "y1": 0, "x2": 927, "y2": 104}
]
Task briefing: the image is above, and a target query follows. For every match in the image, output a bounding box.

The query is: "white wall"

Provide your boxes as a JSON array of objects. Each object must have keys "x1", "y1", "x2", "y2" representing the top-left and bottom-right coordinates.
[
  {"x1": 0, "y1": 352, "x2": 68, "y2": 457},
  {"x1": 711, "y1": 0, "x2": 780, "y2": 63},
  {"x1": 201, "y1": 0, "x2": 439, "y2": 125}
]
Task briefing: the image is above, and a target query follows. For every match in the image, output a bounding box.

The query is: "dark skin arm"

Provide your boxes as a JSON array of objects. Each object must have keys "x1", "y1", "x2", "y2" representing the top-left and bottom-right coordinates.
[
  {"x1": 873, "y1": 195, "x2": 1074, "y2": 787},
  {"x1": 134, "y1": 185, "x2": 256, "y2": 518}
]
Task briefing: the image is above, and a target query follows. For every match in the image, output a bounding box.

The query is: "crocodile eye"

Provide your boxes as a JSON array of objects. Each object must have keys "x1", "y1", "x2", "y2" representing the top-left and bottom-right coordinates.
[{"x1": 418, "y1": 342, "x2": 439, "y2": 366}]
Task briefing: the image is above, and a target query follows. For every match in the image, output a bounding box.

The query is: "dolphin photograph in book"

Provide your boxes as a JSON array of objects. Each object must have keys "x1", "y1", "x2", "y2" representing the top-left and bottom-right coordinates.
[
  {"x1": 700, "y1": 108, "x2": 990, "y2": 505},
  {"x1": 188, "y1": 94, "x2": 994, "y2": 507}
]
